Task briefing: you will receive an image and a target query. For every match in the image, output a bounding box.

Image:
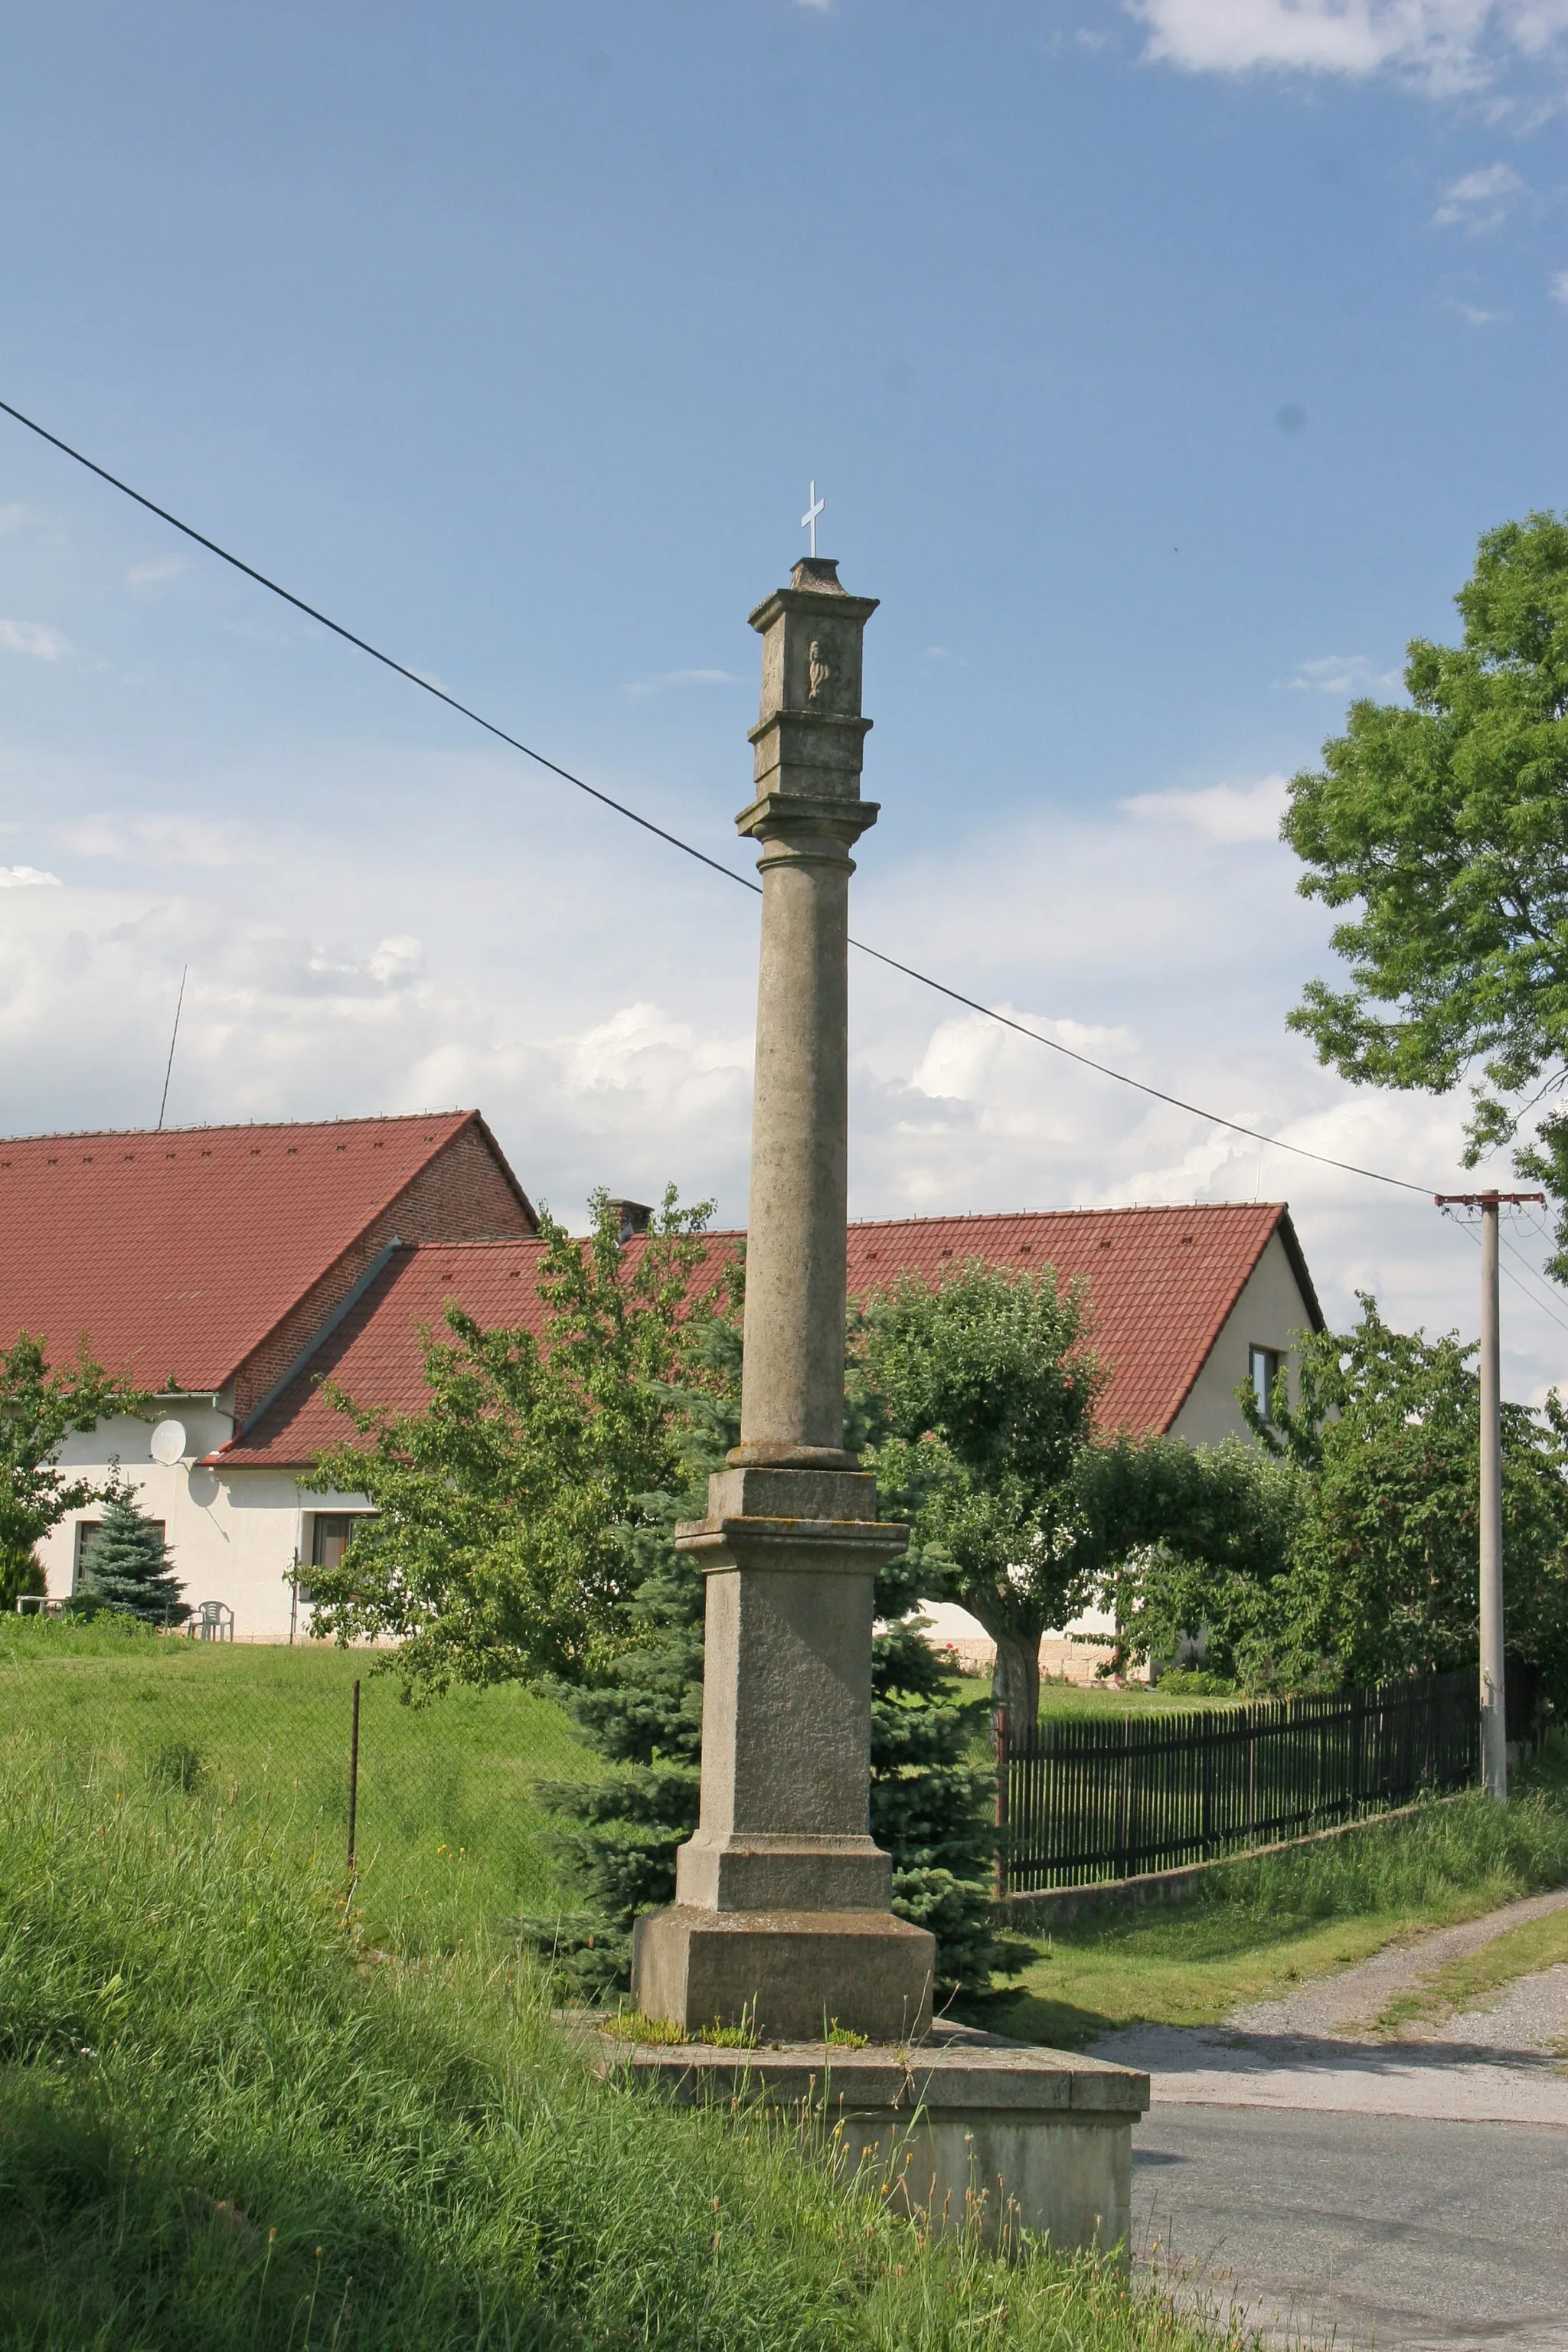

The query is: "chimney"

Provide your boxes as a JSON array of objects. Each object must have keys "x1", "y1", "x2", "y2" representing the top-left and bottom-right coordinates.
[{"x1": 607, "y1": 1199, "x2": 652, "y2": 1242}]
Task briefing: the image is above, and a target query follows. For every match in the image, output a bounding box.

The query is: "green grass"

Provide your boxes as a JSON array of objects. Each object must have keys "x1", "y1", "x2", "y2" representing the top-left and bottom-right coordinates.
[
  {"x1": 0, "y1": 1750, "x2": 1249, "y2": 2352},
  {"x1": 985, "y1": 1753, "x2": 1568, "y2": 2047},
  {"x1": 1033, "y1": 1681, "x2": 1241, "y2": 1720},
  {"x1": 0, "y1": 1619, "x2": 599, "y2": 1954}
]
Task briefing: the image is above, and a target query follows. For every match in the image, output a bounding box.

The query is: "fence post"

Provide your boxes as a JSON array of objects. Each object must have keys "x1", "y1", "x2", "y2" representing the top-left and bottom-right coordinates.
[
  {"x1": 993, "y1": 1706, "x2": 1009, "y2": 1900},
  {"x1": 347, "y1": 1677, "x2": 361, "y2": 1877}
]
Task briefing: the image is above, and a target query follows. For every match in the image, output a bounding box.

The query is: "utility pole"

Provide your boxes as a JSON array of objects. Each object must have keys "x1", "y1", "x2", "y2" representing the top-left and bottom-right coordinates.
[{"x1": 1434, "y1": 1188, "x2": 1545, "y2": 1802}]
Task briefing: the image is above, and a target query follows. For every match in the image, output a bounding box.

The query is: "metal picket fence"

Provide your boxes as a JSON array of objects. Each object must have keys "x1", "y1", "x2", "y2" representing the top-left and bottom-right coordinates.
[{"x1": 998, "y1": 1668, "x2": 1478, "y2": 1893}]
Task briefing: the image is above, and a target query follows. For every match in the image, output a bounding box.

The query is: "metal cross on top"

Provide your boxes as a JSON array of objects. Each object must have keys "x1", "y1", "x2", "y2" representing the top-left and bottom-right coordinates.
[{"x1": 801, "y1": 480, "x2": 825, "y2": 557}]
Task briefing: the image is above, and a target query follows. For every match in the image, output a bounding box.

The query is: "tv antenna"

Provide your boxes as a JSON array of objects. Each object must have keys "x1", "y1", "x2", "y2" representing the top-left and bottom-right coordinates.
[{"x1": 157, "y1": 966, "x2": 187, "y2": 1130}]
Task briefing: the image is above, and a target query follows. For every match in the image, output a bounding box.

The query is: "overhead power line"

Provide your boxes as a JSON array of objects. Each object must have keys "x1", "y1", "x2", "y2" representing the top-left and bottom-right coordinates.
[
  {"x1": 1446, "y1": 1207, "x2": 1568, "y2": 1341},
  {"x1": 1, "y1": 394, "x2": 1441, "y2": 1200}
]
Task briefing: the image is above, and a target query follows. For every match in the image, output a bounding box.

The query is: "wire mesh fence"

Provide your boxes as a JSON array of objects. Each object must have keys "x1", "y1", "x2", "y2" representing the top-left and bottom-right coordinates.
[
  {"x1": 0, "y1": 1615, "x2": 598, "y2": 1949},
  {"x1": 998, "y1": 1667, "x2": 1479, "y2": 1893}
]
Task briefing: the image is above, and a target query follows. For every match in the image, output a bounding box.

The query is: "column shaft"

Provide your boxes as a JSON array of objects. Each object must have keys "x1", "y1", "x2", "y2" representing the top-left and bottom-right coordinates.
[{"x1": 739, "y1": 825, "x2": 852, "y2": 1460}]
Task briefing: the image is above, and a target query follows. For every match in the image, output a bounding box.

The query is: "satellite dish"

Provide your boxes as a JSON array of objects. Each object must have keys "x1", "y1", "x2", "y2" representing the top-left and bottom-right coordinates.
[{"x1": 149, "y1": 1418, "x2": 188, "y2": 1465}]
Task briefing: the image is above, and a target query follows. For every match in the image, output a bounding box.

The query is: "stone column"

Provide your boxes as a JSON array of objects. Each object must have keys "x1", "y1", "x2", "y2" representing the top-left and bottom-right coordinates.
[{"x1": 632, "y1": 557, "x2": 936, "y2": 2043}]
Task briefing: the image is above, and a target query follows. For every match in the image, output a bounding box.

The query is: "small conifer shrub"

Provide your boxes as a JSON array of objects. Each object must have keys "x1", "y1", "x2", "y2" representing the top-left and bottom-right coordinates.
[{"x1": 80, "y1": 1475, "x2": 189, "y2": 1627}]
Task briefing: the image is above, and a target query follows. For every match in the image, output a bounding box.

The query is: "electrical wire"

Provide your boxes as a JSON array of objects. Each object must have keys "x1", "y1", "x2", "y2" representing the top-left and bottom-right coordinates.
[
  {"x1": 1446, "y1": 1209, "x2": 1568, "y2": 1340},
  {"x1": 1498, "y1": 1227, "x2": 1568, "y2": 1334},
  {"x1": 0, "y1": 394, "x2": 1445, "y2": 1200}
]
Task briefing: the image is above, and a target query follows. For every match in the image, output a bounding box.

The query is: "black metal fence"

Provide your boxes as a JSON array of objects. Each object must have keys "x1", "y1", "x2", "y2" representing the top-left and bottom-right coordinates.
[{"x1": 998, "y1": 1668, "x2": 1478, "y2": 1893}]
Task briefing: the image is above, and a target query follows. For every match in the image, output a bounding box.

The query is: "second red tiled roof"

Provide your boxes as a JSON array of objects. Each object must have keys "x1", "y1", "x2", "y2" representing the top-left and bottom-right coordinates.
[{"x1": 220, "y1": 1202, "x2": 1314, "y2": 1468}]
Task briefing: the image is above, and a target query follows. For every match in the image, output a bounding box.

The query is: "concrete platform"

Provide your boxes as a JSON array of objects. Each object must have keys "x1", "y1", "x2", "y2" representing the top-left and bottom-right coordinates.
[{"x1": 597, "y1": 2019, "x2": 1150, "y2": 2253}]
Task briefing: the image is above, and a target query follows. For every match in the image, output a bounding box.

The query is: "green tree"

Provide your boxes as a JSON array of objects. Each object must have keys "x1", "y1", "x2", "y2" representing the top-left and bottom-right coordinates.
[
  {"x1": 1079, "y1": 1430, "x2": 1302, "y2": 1687},
  {"x1": 80, "y1": 1472, "x2": 190, "y2": 1626},
  {"x1": 305, "y1": 1190, "x2": 724, "y2": 1690},
  {"x1": 0, "y1": 1334, "x2": 145, "y2": 1608},
  {"x1": 862, "y1": 1261, "x2": 1106, "y2": 1726},
  {"x1": 1240, "y1": 1295, "x2": 1568, "y2": 1696},
  {"x1": 1282, "y1": 511, "x2": 1568, "y2": 1272}
]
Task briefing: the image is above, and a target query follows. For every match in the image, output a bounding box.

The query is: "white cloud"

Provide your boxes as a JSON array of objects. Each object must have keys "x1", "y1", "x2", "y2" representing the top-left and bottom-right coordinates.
[
  {"x1": 1433, "y1": 160, "x2": 1525, "y2": 225},
  {"x1": 1445, "y1": 295, "x2": 1507, "y2": 322},
  {"x1": 1122, "y1": 775, "x2": 1289, "y2": 843},
  {"x1": 1, "y1": 736, "x2": 1558, "y2": 1399},
  {"x1": 1129, "y1": 0, "x2": 1568, "y2": 94},
  {"x1": 126, "y1": 555, "x2": 191, "y2": 589},
  {"x1": 364, "y1": 935, "x2": 425, "y2": 985},
  {"x1": 1284, "y1": 652, "x2": 1403, "y2": 694},
  {"x1": 0, "y1": 619, "x2": 69, "y2": 660},
  {"x1": 1550, "y1": 269, "x2": 1568, "y2": 301},
  {"x1": 0, "y1": 864, "x2": 61, "y2": 887},
  {"x1": 619, "y1": 668, "x2": 737, "y2": 697}
]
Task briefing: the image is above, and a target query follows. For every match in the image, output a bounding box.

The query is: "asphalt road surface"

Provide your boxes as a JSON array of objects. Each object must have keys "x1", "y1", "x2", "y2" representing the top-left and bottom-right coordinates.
[{"x1": 1132, "y1": 2105, "x2": 1568, "y2": 2351}]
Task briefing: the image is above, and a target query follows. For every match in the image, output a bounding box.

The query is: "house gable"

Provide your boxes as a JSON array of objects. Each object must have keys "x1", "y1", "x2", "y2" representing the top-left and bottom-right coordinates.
[
  {"x1": 229, "y1": 1114, "x2": 537, "y2": 1422},
  {"x1": 0, "y1": 1110, "x2": 537, "y2": 1403}
]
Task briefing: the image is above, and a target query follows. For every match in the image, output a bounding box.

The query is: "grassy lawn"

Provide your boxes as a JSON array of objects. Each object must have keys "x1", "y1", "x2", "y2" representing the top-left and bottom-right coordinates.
[
  {"x1": 982, "y1": 1750, "x2": 1568, "y2": 2048},
  {"x1": 0, "y1": 1618, "x2": 597, "y2": 1953},
  {"x1": 1033, "y1": 1678, "x2": 1241, "y2": 1719},
  {"x1": 0, "y1": 1753, "x2": 1246, "y2": 2352}
]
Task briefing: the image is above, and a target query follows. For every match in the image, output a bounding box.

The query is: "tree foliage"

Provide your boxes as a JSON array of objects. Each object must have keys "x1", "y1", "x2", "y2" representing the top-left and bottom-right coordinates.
[
  {"x1": 80, "y1": 1473, "x2": 190, "y2": 1626},
  {"x1": 862, "y1": 1261, "x2": 1104, "y2": 1725},
  {"x1": 304, "y1": 1191, "x2": 726, "y2": 1690},
  {"x1": 0, "y1": 1334, "x2": 145, "y2": 1608},
  {"x1": 1282, "y1": 511, "x2": 1568, "y2": 1269},
  {"x1": 1112, "y1": 1297, "x2": 1568, "y2": 1704},
  {"x1": 860, "y1": 1261, "x2": 1291, "y2": 1725}
]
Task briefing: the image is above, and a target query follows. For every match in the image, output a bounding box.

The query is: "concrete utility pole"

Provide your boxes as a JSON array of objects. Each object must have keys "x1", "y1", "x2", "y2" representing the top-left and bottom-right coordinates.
[{"x1": 1434, "y1": 1188, "x2": 1545, "y2": 1802}]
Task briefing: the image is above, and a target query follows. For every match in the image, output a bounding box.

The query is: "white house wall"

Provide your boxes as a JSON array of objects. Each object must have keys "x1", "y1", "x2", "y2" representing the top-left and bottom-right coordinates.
[
  {"x1": 39, "y1": 1411, "x2": 368, "y2": 1642},
  {"x1": 1167, "y1": 1230, "x2": 1313, "y2": 1445}
]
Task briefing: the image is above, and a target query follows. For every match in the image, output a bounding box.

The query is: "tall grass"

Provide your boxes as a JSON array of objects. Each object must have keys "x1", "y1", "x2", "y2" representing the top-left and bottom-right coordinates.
[
  {"x1": 0, "y1": 1748, "x2": 1243, "y2": 2351},
  {"x1": 0, "y1": 1618, "x2": 596, "y2": 1952},
  {"x1": 1204, "y1": 1768, "x2": 1568, "y2": 1928}
]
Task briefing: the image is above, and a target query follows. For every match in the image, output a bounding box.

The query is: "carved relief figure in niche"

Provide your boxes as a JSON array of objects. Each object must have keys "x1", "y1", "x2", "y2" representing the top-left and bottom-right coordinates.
[{"x1": 807, "y1": 638, "x2": 831, "y2": 704}]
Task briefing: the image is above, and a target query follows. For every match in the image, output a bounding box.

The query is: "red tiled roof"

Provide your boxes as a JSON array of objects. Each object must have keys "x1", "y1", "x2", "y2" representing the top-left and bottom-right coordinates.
[
  {"x1": 220, "y1": 1204, "x2": 1318, "y2": 1468},
  {"x1": 846, "y1": 1204, "x2": 1320, "y2": 1436},
  {"x1": 217, "y1": 1233, "x2": 741, "y2": 1465},
  {"x1": 0, "y1": 1112, "x2": 503, "y2": 1393}
]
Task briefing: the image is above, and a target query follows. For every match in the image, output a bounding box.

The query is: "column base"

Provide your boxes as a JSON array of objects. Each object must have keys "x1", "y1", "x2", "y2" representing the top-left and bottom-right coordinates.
[
  {"x1": 632, "y1": 1905, "x2": 936, "y2": 2043},
  {"x1": 597, "y1": 2021, "x2": 1150, "y2": 2256}
]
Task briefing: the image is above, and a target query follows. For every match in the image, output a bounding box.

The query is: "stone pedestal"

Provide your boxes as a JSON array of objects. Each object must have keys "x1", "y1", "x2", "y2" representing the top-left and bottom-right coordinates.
[
  {"x1": 630, "y1": 554, "x2": 935, "y2": 2041},
  {"x1": 634, "y1": 1459, "x2": 933, "y2": 2040},
  {"x1": 600, "y1": 2023, "x2": 1151, "y2": 2256}
]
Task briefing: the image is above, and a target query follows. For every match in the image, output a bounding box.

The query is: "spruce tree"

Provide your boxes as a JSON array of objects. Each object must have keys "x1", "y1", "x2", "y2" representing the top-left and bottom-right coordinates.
[{"x1": 81, "y1": 1476, "x2": 189, "y2": 1626}]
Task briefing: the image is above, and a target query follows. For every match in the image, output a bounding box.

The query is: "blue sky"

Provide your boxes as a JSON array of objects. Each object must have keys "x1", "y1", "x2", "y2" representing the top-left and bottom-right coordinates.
[{"x1": 2, "y1": 0, "x2": 1568, "y2": 1392}]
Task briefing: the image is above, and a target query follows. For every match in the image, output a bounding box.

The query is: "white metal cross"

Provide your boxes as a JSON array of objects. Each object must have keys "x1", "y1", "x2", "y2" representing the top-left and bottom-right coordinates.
[{"x1": 801, "y1": 481, "x2": 825, "y2": 558}]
